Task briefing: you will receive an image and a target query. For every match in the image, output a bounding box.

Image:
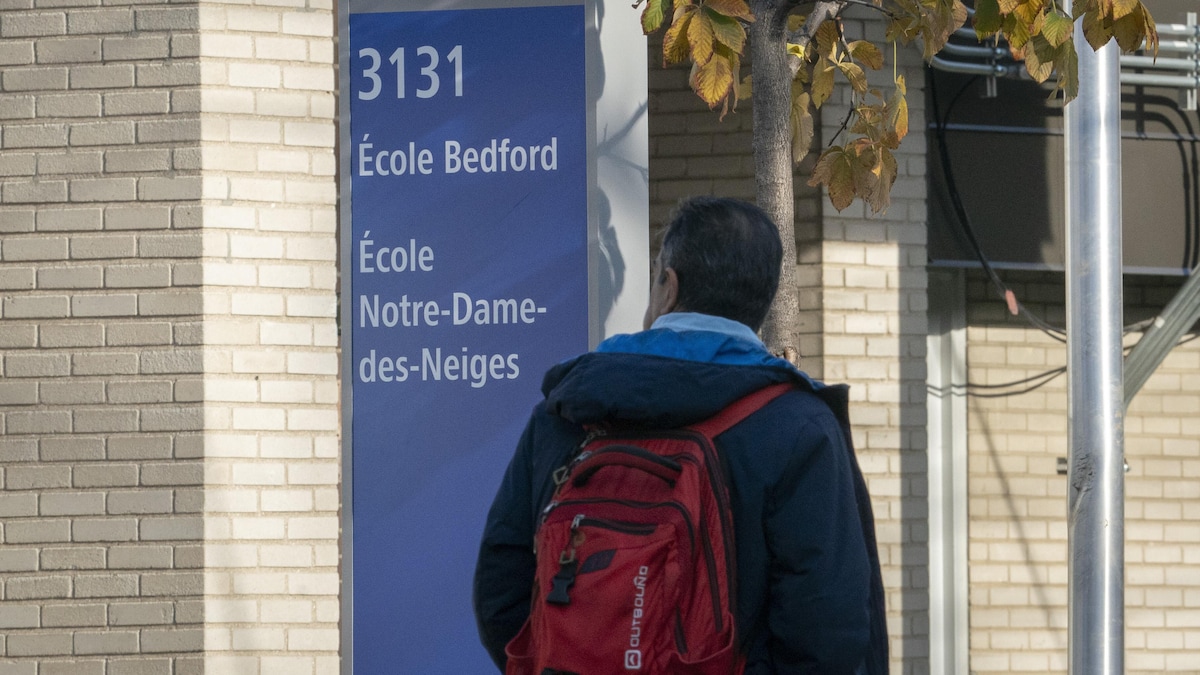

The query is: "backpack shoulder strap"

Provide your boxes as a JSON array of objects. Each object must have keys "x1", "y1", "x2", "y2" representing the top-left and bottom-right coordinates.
[{"x1": 688, "y1": 382, "x2": 794, "y2": 438}]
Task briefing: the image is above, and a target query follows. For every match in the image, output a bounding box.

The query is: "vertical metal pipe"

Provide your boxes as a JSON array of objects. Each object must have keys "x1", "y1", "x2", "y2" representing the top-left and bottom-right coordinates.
[{"x1": 1065, "y1": 8, "x2": 1125, "y2": 675}]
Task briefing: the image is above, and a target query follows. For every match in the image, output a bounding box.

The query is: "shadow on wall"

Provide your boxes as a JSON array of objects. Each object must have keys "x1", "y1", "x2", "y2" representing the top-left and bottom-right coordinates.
[{"x1": 587, "y1": 0, "x2": 649, "y2": 332}]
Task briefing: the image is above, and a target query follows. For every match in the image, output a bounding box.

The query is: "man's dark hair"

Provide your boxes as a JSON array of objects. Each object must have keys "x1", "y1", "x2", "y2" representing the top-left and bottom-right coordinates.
[{"x1": 660, "y1": 196, "x2": 783, "y2": 332}]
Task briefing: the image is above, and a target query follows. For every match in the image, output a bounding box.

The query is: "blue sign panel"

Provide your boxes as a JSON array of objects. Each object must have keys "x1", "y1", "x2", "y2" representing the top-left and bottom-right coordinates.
[{"x1": 345, "y1": 4, "x2": 587, "y2": 671}]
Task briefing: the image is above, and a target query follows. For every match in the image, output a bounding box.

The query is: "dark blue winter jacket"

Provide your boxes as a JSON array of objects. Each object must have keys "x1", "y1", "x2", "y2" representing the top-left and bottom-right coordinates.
[{"x1": 473, "y1": 320, "x2": 887, "y2": 674}]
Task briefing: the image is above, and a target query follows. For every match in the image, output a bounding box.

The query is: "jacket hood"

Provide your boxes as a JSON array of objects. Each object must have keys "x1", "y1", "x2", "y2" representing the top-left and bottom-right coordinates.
[{"x1": 540, "y1": 328, "x2": 818, "y2": 428}]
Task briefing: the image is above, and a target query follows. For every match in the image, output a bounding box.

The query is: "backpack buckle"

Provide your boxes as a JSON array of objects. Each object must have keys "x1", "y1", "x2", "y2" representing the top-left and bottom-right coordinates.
[{"x1": 552, "y1": 466, "x2": 570, "y2": 487}]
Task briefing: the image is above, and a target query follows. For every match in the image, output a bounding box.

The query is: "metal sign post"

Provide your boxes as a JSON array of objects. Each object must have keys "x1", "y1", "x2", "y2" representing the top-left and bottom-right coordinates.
[{"x1": 1064, "y1": 8, "x2": 1125, "y2": 675}]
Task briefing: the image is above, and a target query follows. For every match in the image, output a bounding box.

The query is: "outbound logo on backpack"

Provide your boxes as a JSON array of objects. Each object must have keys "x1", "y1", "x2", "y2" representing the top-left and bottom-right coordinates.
[{"x1": 626, "y1": 564, "x2": 649, "y2": 669}]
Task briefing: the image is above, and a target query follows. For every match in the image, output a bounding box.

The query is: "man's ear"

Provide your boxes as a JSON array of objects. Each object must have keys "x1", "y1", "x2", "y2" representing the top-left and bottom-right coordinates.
[{"x1": 661, "y1": 267, "x2": 680, "y2": 313}]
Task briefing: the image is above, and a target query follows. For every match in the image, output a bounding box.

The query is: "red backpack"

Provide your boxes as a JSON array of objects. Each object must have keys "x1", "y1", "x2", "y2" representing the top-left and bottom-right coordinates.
[{"x1": 504, "y1": 384, "x2": 792, "y2": 675}]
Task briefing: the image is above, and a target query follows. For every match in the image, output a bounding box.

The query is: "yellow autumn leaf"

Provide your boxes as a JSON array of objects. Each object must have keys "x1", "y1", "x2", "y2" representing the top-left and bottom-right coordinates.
[
  {"x1": 808, "y1": 147, "x2": 857, "y2": 211},
  {"x1": 1021, "y1": 36, "x2": 1055, "y2": 83},
  {"x1": 791, "y1": 89, "x2": 813, "y2": 163},
  {"x1": 1057, "y1": 40, "x2": 1079, "y2": 102},
  {"x1": 707, "y1": 9, "x2": 746, "y2": 52},
  {"x1": 1141, "y1": 3, "x2": 1159, "y2": 55},
  {"x1": 973, "y1": 0, "x2": 1002, "y2": 37},
  {"x1": 1110, "y1": 0, "x2": 1138, "y2": 21},
  {"x1": 641, "y1": 0, "x2": 668, "y2": 34},
  {"x1": 886, "y1": 75, "x2": 909, "y2": 145},
  {"x1": 737, "y1": 74, "x2": 752, "y2": 100},
  {"x1": 838, "y1": 61, "x2": 869, "y2": 93},
  {"x1": 704, "y1": 0, "x2": 754, "y2": 22},
  {"x1": 811, "y1": 61, "x2": 835, "y2": 109},
  {"x1": 848, "y1": 40, "x2": 884, "y2": 70},
  {"x1": 1081, "y1": 8, "x2": 1112, "y2": 51},
  {"x1": 689, "y1": 10, "x2": 716, "y2": 64},
  {"x1": 816, "y1": 20, "x2": 839, "y2": 60},
  {"x1": 787, "y1": 43, "x2": 805, "y2": 60},
  {"x1": 1111, "y1": 8, "x2": 1146, "y2": 52},
  {"x1": 663, "y1": 9, "x2": 695, "y2": 64},
  {"x1": 866, "y1": 147, "x2": 898, "y2": 214},
  {"x1": 1041, "y1": 10, "x2": 1073, "y2": 48},
  {"x1": 690, "y1": 53, "x2": 733, "y2": 107}
]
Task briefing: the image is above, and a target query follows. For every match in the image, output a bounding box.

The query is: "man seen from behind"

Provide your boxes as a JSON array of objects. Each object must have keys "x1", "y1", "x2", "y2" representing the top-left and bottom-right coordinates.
[{"x1": 473, "y1": 196, "x2": 887, "y2": 674}]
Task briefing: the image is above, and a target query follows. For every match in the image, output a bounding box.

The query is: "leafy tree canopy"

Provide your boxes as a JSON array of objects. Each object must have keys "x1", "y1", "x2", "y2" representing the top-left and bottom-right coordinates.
[{"x1": 637, "y1": 0, "x2": 1158, "y2": 214}]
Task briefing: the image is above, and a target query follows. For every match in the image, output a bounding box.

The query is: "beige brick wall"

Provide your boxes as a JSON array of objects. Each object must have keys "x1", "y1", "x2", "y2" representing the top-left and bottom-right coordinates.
[
  {"x1": 1, "y1": 0, "x2": 206, "y2": 672},
  {"x1": 963, "y1": 270, "x2": 1200, "y2": 674},
  {"x1": 816, "y1": 12, "x2": 931, "y2": 674},
  {"x1": 194, "y1": 1, "x2": 339, "y2": 674},
  {"x1": 0, "y1": 0, "x2": 339, "y2": 671}
]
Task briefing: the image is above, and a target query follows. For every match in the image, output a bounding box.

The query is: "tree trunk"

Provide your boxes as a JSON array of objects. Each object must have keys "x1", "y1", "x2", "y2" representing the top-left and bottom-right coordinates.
[{"x1": 749, "y1": 1, "x2": 800, "y2": 360}]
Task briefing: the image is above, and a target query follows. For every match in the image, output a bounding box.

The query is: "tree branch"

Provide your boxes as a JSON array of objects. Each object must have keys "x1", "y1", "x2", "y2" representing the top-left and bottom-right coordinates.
[{"x1": 786, "y1": 0, "x2": 847, "y2": 77}]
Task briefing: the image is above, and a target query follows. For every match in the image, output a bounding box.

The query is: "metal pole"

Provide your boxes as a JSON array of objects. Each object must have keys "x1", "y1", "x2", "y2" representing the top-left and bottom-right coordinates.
[{"x1": 1065, "y1": 6, "x2": 1125, "y2": 675}]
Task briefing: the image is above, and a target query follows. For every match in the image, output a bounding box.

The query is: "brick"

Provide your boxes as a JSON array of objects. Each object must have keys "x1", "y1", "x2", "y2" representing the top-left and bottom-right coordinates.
[
  {"x1": 108, "y1": 545, "x2": 172, "y2": 569},
  {"x1": 0, "y1": 605, "x2": 39, "y2": 630},
  {"x1": 104, "y1": 205, "x2": 171, "y2": 231},
  {"x1": 73, "y1": 518, "x2": 138, "y2": 543},
  {"x1": 70, "y1": 234, "x2": 137, "y2": 259},
  {"x1": 37, "y1": 208, "x2": 102, "y2": 231},
  {"x1": 138, "y1": 232, "x2": 202, "y2": 258},
  {"x1": 105, "y1": 91, "x2": 170, "y2": 117},
  {"x1": 0, "y1": 493, "x2": 38, "y2": 517},
  {"x1": 39, "y1": 322, "x2": 103, "y2": 348},
  {"x1": 141, "y1": 572, "x2": 202, "y2": 596},
  {"x1": 3, "y1": 234, "x2": 67, "y2": 261},
  {"x1": 0, "y1": 548, "x2": 38, "y2": 572},
  {"x1": 70, "y1": 176, "x2": 137, "y2": 201},
  {"x1": 0, "y1": 209, "x2": 35, "y2": 233},
  {"x1": 135, "y1": 7, "x2": 198, "y2": 31},
  {"x1": 2, "y1": 66, "x2": 68, "y2": 91},
  {"x1": 282, "y1": 11, "x2": 332, "y2": 37},
  {"x1": 38, "y1": 264, "x2": 103, "y2": 288},
  {"x1": 70, "y1": 63, "x2": 134, "y2": 89},
  {"x1": 42, "y1": 660, "x2": 106, "y2": 675},
  {"x1": 41, "y1": 491, "x2": 105, "y2": 516},
  {"x1": 107, "y1": 436, "x2": 171, "y2": 460},
  {"x1": 3, "y1": 294, "x2": 70, "y2": 318},
  {"x1": 140, "y1": 516, "x2": 202, "y2": 541},
  {"x1": 36, "y1": 36, "x2": 100, "y2": 63},
  {"x1": 108, "y1": 490, "x2": 172, "y2": 515},
  {"x1": 43, "y1": 603, "x2": 107, "y2": 627},
  {"x1": 107, "y1": 380, "x2": 172, "y2": 404},
  {"x1": 70, "y1": 120, "x2": 135, "y2": 146},
  {"x1": 6, "y1": 633, "x2": 74, "y2": 657},
  {"x1": 68, "y1": 9, "x2": 135, "y2": 35},
  {"x1": 108, "y1": 659, "x2": 173, "y2": 675},
  {"x1": 109, "y1": 602, "x2": 174, "y2": 626},
  {"x1": 140, "y1": 628, "x2": 202, "y2": 653},
  {"x1": 71, "y1": 293, "x2": 137, "y2": 317},
  {"x1": 0, "y1": 41, "x2": 34, "y2": 65},
  {"x1": 135, "y1": 63, "x2": 200, "y2": 87},
  {"x1": 7, "y1": 465, "x2": 71, "y2": 489},
  {"x1": 0, "y1": 381, "x2": 37, "y2": 405},
  {"x1": 40, "y1": 547, "x2": 105, "y2": 570},
  {"x1": 2, "y1": 12, "x2": 66, "y2": 38},
  {"x1": 73, "y1": 464, "x2": 138, "y2": 488},
  {"x1": 6, "y1": 575, "x2": 71, "y2": 599},
  {"x1": 228, "y1": 62, "x2": 280, "y2": 88},
  {"x1": 0, "y1": 152, "x2": 36, "y2": 176},
  {"x1": 5, "y1": 519, "x2": 71, "y2": 543},
  {"x1": 74, "y1": 630, "x2": 139, "y2": 655},
  {"x1": 38, "y1": 150, "x2": 104, "y2": 174},
  {"x1": 72, "y1": 352, "x2": 138, "y2": 375},
  {"x1": 3, "y1": 179, "x2": 68, "y2": 203},
  {"x1": 103, "y1": 36, "x2": 170, "y2": 61}
]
